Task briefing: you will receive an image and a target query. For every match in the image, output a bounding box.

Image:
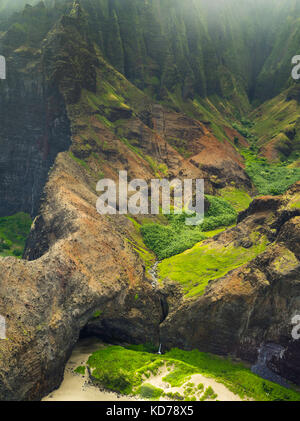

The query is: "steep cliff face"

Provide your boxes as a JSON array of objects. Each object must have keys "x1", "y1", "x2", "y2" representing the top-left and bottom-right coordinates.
[
  {"x1": 81, "y1": 0, "x2": 266, "y2": 112},
  {"x1": 0, "y1": 163, "x2": 299, "y2": 400},
  {"x1": 0, "y1": 0, "x2": 299, "y2": 401},
  {"x1": 0, "y1": 3, "x2": 71, "y2": 217},
  {"x1": 0, "y1": 3, "x2": 251, "y2": 400},
  {"x1": 0, "y1": 151, "x2": 166, "y2": 400},
  {"x1": 160, "y1": 184, "x2": 300, "y2": 385}
]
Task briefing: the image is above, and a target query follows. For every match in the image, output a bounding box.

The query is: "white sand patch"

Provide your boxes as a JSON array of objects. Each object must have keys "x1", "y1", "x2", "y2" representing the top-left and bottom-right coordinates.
[
  {"x1": 42, "y1": 338, "x2": 244, "y2": 402},
  {"x1": 143, "y1": 364, "x2": 243, "y2": 401},
  {"x1": 42, "y1": 337, "x2": 141, "y2": 402}
]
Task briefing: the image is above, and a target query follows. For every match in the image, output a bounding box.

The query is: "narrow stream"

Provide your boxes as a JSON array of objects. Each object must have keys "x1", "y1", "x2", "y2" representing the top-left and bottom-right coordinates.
[{"x1": 149, "y1": 261, "x2": 160, "y2": 288}]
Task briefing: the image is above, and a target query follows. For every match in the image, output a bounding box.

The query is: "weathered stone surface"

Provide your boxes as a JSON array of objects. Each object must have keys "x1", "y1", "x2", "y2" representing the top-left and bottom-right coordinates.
[
  {"x1": 0, "y1": 153, "x2": 164, "y2": 401},
  {"x1": 161, "y1": 186, "x2": 300, "y2": 384},
  {"x1": 0, "y1": 1, "x2": 300, "y2": 402}
]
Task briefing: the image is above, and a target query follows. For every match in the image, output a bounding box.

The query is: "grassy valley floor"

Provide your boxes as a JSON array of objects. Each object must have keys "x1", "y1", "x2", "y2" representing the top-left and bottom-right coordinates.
[
  {"x1": 51, "y1": 339, "x2": 300, "y2": 402},
  {"x1": 158, "y1": 232, "x2": 268, "y2": 297}
]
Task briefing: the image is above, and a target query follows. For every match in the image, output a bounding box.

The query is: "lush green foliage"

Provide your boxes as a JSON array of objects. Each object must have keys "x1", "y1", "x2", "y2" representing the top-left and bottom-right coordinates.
[
  {"x1": 158, "y1": 232, "x2": 268, "y2": 297},
  {"x1": 200, "y1": 386, "x2": 218, "y2": 401},
  {"x1": 87, "y1": 345, "x2": 163, "y2": 395},
  {"x1": 136, "y1": 384, "x2": 164, "y2": 400},
  {"x1": 141, "y1": 196, "x2": 237, "y2": 260},
  {"x1": 74, "y1": 366, "x2": 86, "y2": 375},
  {"x1": 0, "y1": 212, "x2": 32, "y2": 258},
  {"x1": 218, "y1": 187, "x2": 252, "y2": 212},
  {"x1": 201, "y1": 195, "x2": 237, "y2": 231},
  {"x1": 243, "y1": 150, "x2": 300, "y2": 196},
  {"x1": 232, "y1": 122, "x2": 255, "y2": 140},
  {"x1": 86, "y1": 345, "x2": 300, "y2": 401},
  {"x1": 141, "y1": 220, "x2": 206, "y2": 261}
]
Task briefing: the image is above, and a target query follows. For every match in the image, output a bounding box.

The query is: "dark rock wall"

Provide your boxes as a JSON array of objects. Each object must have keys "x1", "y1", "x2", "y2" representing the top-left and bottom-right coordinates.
[{"x1": 0, "y1": 47, "x2": 71, "y2": 217}]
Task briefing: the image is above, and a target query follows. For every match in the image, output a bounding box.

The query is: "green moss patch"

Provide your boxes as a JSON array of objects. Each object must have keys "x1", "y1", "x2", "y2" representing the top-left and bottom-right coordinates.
[
  {"x1": 69, "y1": 151, "x2": 88, "y2": 169},
  {"x1": 0, "y1": 212, "x2": 32, "y2": 258},
  {"x1": 243, "y1": 150, "x2": 300, "y2": 196},
  {"x1": 158, "y1": 233, "x2": 268, "y2": 297},
  {"x1": 218, "y1": 187, "x2": 252, "y2": 212},
  {"x1": 141, "y1": 196, "x2": 237, "y2": 260},
  {"x1": 288, "y1": 193, "x2": 300, "y2": 210},
  {"x1": 136, "y1": 384, "x2": 164, "y2": 400},
  {"x1": 87, "y1": 345, "x2": 162, "y2": 395},
  {"x1": 86, "y1": 345, "x2": 300, "y2": 401},
  {"x1": 74, "y1": 366, "x2": 86, "y2": 375},
  {"x1": 125, "y1": 216, "x2": 155, "y2": 270}
]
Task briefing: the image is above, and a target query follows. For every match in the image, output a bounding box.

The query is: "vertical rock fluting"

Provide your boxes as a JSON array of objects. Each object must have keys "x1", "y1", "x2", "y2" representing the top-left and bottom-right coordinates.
[{"x1": 0, "y1": 44, "x2": 71, "y2": 217}]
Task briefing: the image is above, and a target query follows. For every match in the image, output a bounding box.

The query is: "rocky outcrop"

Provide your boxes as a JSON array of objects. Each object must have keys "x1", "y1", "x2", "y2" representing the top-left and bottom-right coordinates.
[
  {"x1": 0, "y1": 1, "x2": 299, "y2": 402},
  {"x1": 0, "y1": 152, "x2": 165, "y2": 401},
  {"x1": 1, "y1": 167, "x2": 299, "y2": 401},
  {"x1": 160, "y1": 184, "x2": 300, "y2": 384}
]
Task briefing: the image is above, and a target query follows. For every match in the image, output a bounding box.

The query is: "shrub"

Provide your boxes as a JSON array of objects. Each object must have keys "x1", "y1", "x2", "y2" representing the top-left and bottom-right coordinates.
[
  {"x1": 137, "y1": 384, "x2": 163, "y2": 400},
  {"x1": 197, "y1": 383, "x2": 204, "y2": 391},
  {"x1": 200, "y1": 386, "x2": 218, "y2": 401},
  {"x1": 74, "y1": 366, "x2": 86, "y2": 375},
  {"x1": 244, "y1": 153, "x2": 300, "y2": 196},
  {"x1": 92, "y1": 367, "x2": 132, "y2": 394},
  {"x1": 141, "y1": 196, "x2": 237, "y2": 259}
]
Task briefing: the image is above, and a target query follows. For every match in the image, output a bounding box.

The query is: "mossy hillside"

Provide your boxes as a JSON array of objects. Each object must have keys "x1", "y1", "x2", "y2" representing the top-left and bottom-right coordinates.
[
  {"x1": 287, "y1": 192, "x2": 300, "y2": 210},
  {"x1": 158, "y1": 232, "x2": 268, "y2": 297},
  {"x1": 162, "y1": 90, "x2": 242, "y2": 145},
  {"x1": 218, "y1": 187, "x2": 252, "y2": 212},
  {"x1": 0, "y1": 212, "x2": 32, "y2": 258},
  {"x1": 86, "y1": 345, "x2": 300, "y2": 401},
  {"x1": 65, "y1": 50, "x2": 170, "y2": 181},
  {"x1": 74, "y1": 366, "x2": 86, "y2": 375},
  {"x1": 243, "y1": 150, "x2": 300, "y2": 196},
  {"x1": 232, "y1": 116, "x2": 300, "y2": 196},
  {"x1": 34, "y1": 1, "x2": 251, "y2": 188},
  {"x1": 141, "y1": 196, "x2": 238, "y2": 260},
  {"x1": 254, "y1": 3, "x2": 300, "y2": 103},
  {"x1": 137, "y1": 383, "x2": 164, "y2": 400},
  {"x1": 2, "y1": 1, "x2": 58, "y2": 49},
  {"x1": 125, "y1": 216, "x2": 155, "y2": 270},
  {"x1": 78, "y1": 0, "x2": 288, "y2": 132},
  {"x1": 251, "y1": 91, "x2": 300, "y2": 161}
]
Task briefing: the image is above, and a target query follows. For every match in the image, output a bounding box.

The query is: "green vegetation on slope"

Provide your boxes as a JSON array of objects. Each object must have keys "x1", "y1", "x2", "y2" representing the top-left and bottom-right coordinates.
[
  {"x1": 0, "y1": 212, "x2": 32, "y2": 258},
  {"x1": 158, "y1": 232, "x2": 268, "y2": 297},
  {"x1": 141, "y1": 196, "x2": 237, "y2": 260},
  {"x1": 243, "y1": 150, "x2": 300, "y2": 196},
  {"x1": 136, "y1": 383, "x2": 164, "y2": 400},
  {"x1": 218, "y1": 187, "x2": 252, "y2": 212},
  {"x1": 125, "y1": 216, "x2": 155, "y2": 270},
  {"x1": 74, "y1": 366, "x2": 86, "y2": 375},
  {"x1": 233, "y1": 115, "x2": 300, "y2": 196},
  {"x1": 251, "y1": 92, "x2": 300, "y2": 152},
  {"x1": 86, "y1": 345, "x2": 300, "y2": 401}
]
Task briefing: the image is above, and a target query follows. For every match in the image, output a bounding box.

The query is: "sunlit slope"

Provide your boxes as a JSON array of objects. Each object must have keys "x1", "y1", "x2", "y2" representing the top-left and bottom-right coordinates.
[{"x1": 251, "y1": 87, "x2": 300, "y2": 162}]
